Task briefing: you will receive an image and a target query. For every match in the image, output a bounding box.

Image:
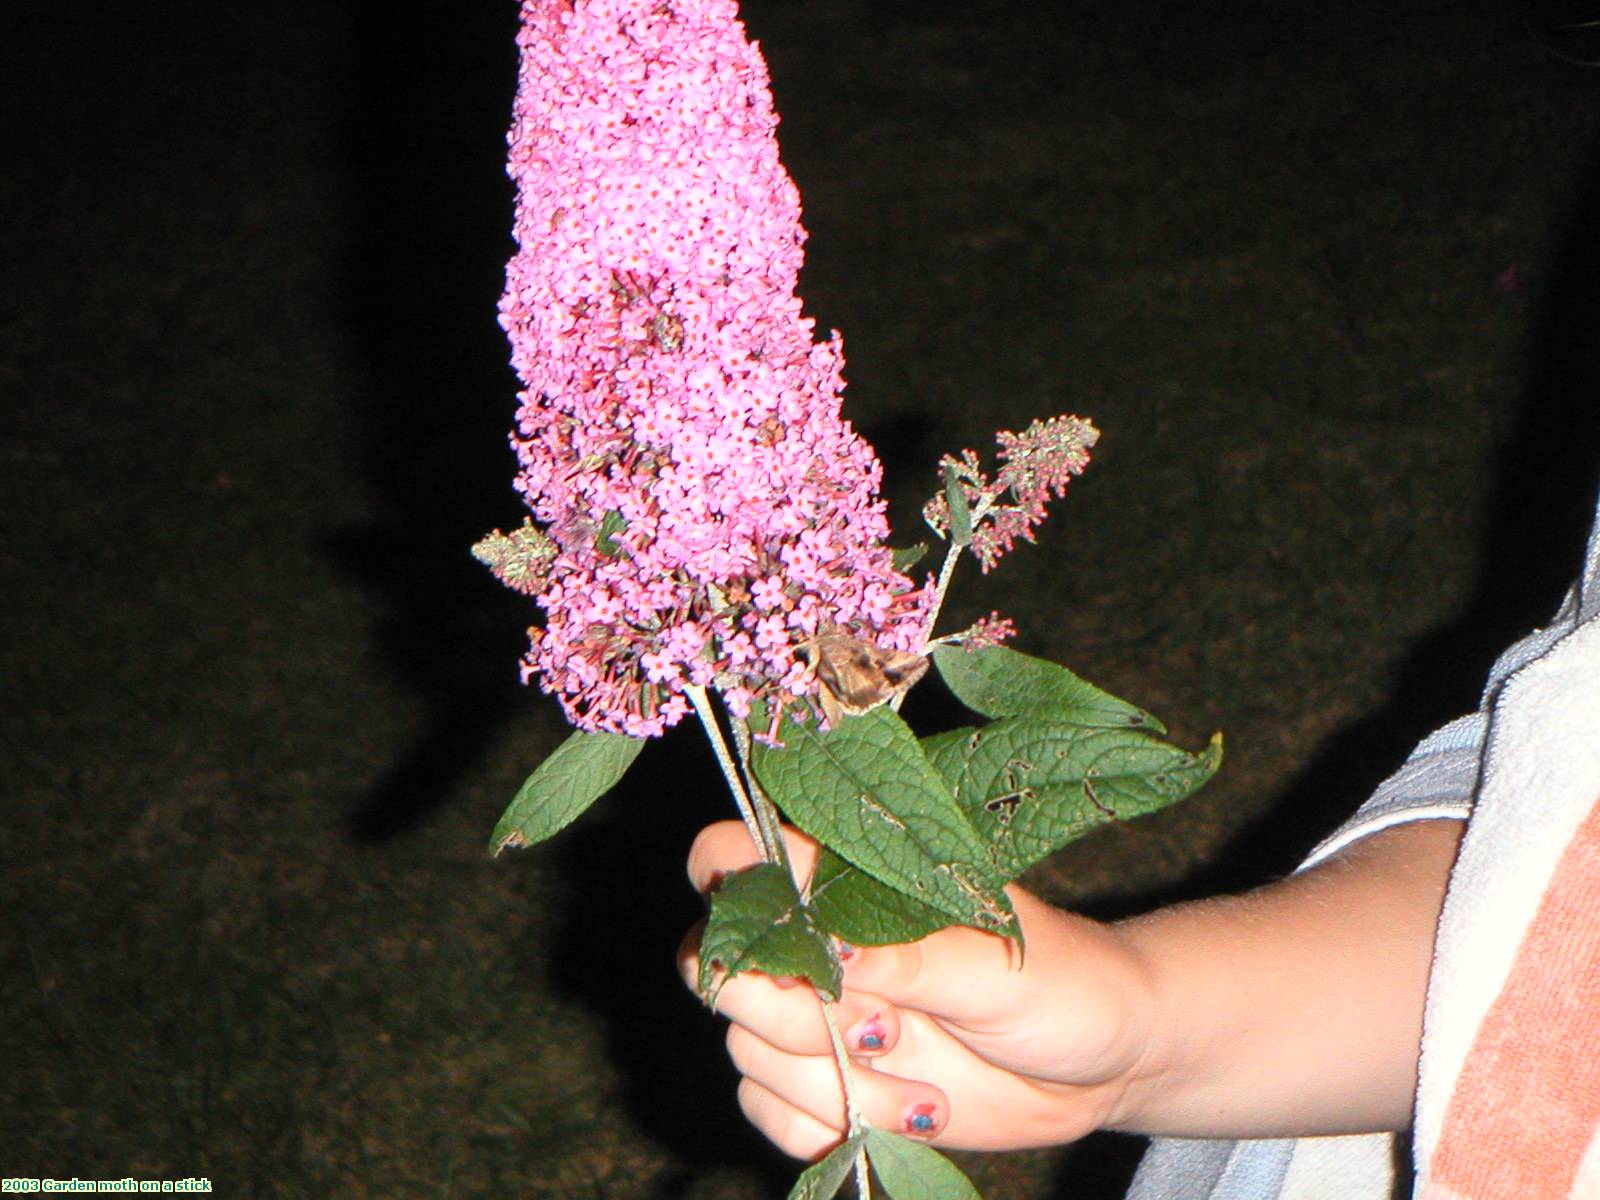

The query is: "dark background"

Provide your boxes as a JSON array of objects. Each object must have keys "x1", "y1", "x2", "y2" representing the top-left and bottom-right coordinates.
[{"x1": 5, "y1": 0, "x2": 1599, "y2": 1196}]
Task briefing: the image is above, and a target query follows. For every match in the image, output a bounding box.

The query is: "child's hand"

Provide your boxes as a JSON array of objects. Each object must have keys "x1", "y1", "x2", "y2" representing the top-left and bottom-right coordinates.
[
  {"x1": 682, "y1": 816, "x2": 1462, "y2": 1154},
  {"x1": 678, "y1": 821, "x2": 1157, "y2": 1158}
]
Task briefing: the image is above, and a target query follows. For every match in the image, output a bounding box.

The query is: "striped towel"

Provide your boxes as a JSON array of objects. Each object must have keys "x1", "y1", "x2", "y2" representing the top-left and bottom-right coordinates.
[{"x1": 1415, "y1": 614, "x2": 1600, "y2": 1199}]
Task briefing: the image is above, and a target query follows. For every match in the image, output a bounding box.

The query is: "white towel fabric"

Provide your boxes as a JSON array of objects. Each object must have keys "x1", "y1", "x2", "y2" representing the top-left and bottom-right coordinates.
[{"x1": 1413, "y1": 614, "x2": 1600, "y2": 1199}]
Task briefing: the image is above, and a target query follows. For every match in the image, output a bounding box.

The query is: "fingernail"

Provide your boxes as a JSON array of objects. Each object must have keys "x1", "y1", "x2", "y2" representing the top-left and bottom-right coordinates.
[
  {"x1": 849, "y1": 1014, "x2": 887, "y2": 1053},
  {"x1": 835, "y1": 939, "x2": 857, "y2": 962},
  {"x1": 904, "y1": 1103, "x2": 938, "y2": 1136}
]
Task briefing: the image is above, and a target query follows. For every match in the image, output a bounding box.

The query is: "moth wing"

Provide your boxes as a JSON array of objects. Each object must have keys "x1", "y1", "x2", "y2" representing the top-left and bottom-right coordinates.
[
  {"x1": 817, "y1": 684, "x2": 846, "y2": 727},
  {"x1": 879, "y1": 651, "x2": 930, "y2": 692}
]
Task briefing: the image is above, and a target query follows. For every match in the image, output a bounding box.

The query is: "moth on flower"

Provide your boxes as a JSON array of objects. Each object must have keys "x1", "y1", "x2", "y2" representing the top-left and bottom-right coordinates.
[{"x1": 797, "y1": 627, "x2": 930, "y2": 727}]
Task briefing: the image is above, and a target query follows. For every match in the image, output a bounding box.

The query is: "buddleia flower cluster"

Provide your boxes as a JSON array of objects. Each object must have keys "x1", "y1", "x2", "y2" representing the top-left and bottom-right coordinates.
[
  {"x1": 479, "y1": 0, "x2": 931, "y2": 738},
  {"x1": 924, "y1": 415, "x2": 1100, "y2": 572}
]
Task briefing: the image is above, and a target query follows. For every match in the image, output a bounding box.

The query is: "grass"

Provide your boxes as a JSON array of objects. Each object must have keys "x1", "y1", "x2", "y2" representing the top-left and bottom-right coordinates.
[{"x1": 4, "y1": 0, "x2": 1599, "y2": 1196}]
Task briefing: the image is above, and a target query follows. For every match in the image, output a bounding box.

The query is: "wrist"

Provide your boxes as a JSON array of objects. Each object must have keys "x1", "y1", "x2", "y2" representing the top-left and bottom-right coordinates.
[
  {"x1": 1091, "y1": 917, "x2": 1167, "y2": 1133},
  {"x1": 1005, "y1": 900, "x2": 1165, "y2": 1135},
  {"x1": 1093, "y1": 819, "x2": 1463, "y2": 1138}
]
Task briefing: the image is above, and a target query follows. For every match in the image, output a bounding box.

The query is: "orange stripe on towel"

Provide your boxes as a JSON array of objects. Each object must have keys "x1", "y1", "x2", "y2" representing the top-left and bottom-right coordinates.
[{"x1": 1429, "y1": 796, "x2": 1600, "y2": 1199}]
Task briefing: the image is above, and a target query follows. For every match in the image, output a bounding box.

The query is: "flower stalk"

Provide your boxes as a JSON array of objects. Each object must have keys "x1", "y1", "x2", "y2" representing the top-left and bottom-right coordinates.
[
  {"x1": 685, "y1": 684, "x2": 769, "y2": 859},
  {"x1": 481, "y1": 8, "x2": 1106, "y2": 1200},
  {"x1": 691, "y1": 684, "x2": 871, "y2": 1191}
]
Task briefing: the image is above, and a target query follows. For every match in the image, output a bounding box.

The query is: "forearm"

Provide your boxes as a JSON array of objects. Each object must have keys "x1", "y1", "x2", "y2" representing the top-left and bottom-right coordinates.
[{"x1": 1109, "y1": 816, "x2": 1465, "y2": 1139}]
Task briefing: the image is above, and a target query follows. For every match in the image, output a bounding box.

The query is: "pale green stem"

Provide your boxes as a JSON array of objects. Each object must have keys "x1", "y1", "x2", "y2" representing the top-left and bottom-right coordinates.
[
  {"x1": 729, "y1": 717, "x2": 791, "y2": 879},
  {"x1": 686, "y1": 684, "x2": 769, "y2": 860},
  {"x1": 821, "y1": 998, "x2": 872, "y2": 1199},
  {"x1": 924, "y1": 540, "x2": 965, "y2": 645},
  {"x1": 927, "y1": 490, "x2": 999, "y2": 640},
  {"x1": 703, "y1": 692, "x2": 870, "y2": 1191},
  {"x1": 892, "y1": 490, "x2": 999, "y2": 717}
]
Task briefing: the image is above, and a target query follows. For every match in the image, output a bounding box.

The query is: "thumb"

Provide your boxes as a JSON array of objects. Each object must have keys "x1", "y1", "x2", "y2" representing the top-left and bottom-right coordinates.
[{"x1": 838, "y1": 886, "x2": 1055, "y2": 1029}]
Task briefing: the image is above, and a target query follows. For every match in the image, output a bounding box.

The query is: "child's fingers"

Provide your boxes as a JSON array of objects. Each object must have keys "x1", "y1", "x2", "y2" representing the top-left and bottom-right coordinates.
[
  {"x1": 727, "y1": 1024, "x2": 848, "y2": 1137},
  {"x1": 711, "y1": 970, "x2": 904, "y2": 1059},
  {"x1": 874, "y1": 1009, "x2": 1105, "y2": 1151},
  {"x1": 727, "y1": 1020, "x2": 952, "y2": 1143},
  {"x1": 684, "y1": 820, "x2": 763, "y2": 890},
  {"x1": 840, "y1": 893, "x2": 1149, "y2": 1091},
  {"x1": 678, "y1": 920, "x2": 905, "y2": 1057},
  {"x1": 840, "y1": 887, "x2": 1076, "y2": 1026},
  {"x1": 720, "y1": 984, "x2": 1106, "y2": 1154},
  {"x1": 728, "y1": 1009, "x2": 1080, "y2": 1150},
  {"x1": 734, "y1": 1077, "x2": 846, "y2": 1161},
  {"x1": 838, "y1": 910, "x2": 1023, "y2": 1024},
  {"x1": 685, "y1": 820, "x2": 821, "y2": 895}
]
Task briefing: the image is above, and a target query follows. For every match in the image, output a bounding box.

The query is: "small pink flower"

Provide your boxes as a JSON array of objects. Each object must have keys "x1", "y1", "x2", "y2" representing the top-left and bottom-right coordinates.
[
  {"x1": 641, "y1": 650, "x2": 678, "y2": 684},
  {"x1": 751, "y1": 576, "x2": 788, "y2": 612}
]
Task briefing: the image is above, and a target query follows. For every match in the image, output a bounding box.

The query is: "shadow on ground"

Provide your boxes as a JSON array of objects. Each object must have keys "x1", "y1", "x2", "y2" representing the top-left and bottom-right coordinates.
[
  {"x1": 328, "y1": 2, "x2": 530, "y2": 843},
  {"x1": 1178, "y1": 135, "x2": 1600, "y2": 901}
]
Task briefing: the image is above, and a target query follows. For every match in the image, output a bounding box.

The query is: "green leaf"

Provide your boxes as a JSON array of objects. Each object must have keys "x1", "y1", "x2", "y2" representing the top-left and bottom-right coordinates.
[
  {"x1": 807, "y1": 848, "x2": 953, "y2": 947},
  {"x1": 489, "y1": 730, "x2": 644, "y2": 855},
  {"x1": 595, "y1": 508, "x2": 627, "y2": 557},
  {"x1": 943, "y1": 462, "x2": 973, "y2": 546},
  {"x1": 919, "y1": 727, "x2": 973, "y2": 794},
  {"x1": 864, "y1": 1129, "x2": 982, "y2": 1200},
  {"x1": 891, "y1": 542, "x2": 929, "y2": 574},
  {"x1": 786, "y1": 1133, "x2": 865, "y2": 1200},
  {"x1": 698, "y1": 864, "x2": 841, "y2": 1005},
  {"x1": 932, "y1": 644, "x2": 1162, "y2": 732},
  {"x1": 929, "y1": 719, "x2": 1222, "y2": 878},
  {"x1": 752, "y1": 708, "x2": 1017, "y2": 938},
  {"x1": 808, "y1": 723, "x2": 1218, "y2": 942}
]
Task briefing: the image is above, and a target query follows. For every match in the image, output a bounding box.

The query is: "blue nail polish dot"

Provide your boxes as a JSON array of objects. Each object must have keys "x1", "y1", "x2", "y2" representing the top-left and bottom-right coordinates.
[
  {"x1": 859, "y1": 1034, "x2": 884, "y2": 1050},
  {"x1": 909, "y1": 1113, "x2": 934, "y2": 1133}
]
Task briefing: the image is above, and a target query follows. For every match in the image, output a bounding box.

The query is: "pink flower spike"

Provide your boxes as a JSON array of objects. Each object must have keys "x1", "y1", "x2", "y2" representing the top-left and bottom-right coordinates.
[
  {"x1": 994, "y1": 415, "x2": 1100, "y2": 507},
  {"x1": 962, "y1": 612, "x2": 1017, "y2": 650},
  {"x1": 484, "y1": 0, "x2": 930, "y2": 736},
  {"x1": 923, "y1": 415, "x2": 1099, "y2": 573}
]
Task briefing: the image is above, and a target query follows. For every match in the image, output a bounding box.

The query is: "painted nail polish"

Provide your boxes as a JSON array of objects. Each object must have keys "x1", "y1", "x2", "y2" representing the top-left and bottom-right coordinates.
[
  {"x1": 905, "y1": 1103, "x2": 937, "y2": 1135},
  {"x1": 850, "y1": 1014, "x2": 887, "y2": 1053}
]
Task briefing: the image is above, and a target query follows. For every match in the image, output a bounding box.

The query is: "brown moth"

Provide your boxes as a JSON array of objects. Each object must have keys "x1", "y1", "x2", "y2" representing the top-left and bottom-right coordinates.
[
  {"x1": 651, "y1": 310, "x2": 685, "y2": 353},
  {"x1": 797, "y1": 628, "x2": 930, "y2": 726}
]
